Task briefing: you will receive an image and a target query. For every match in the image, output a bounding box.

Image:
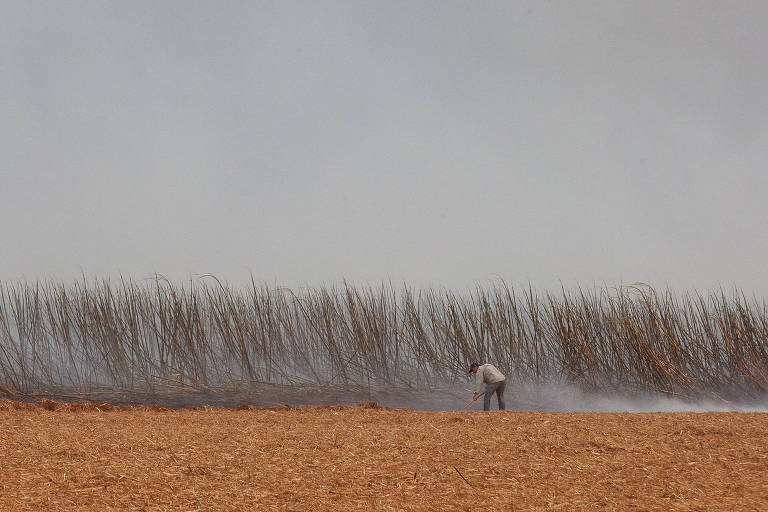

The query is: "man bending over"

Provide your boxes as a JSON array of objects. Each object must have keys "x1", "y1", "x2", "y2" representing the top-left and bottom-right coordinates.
[{"x1": 469, "y1": 362, "x2": 506, "y2": 411}]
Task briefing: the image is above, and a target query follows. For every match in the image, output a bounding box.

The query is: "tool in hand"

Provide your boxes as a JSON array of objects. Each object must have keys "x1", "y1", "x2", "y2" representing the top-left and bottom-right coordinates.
[{"x1": 459, "y1": 393, "x2": 482, "y2": 411}]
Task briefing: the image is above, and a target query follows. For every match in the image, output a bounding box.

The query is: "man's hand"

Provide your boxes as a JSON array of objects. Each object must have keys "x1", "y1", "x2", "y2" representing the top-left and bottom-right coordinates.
[{"x1": 472, "y1": 392, "x2": 482, "y2": 401}]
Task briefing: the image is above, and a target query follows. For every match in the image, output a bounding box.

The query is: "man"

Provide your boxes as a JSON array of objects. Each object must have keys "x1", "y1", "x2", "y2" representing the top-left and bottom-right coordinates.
[{"x1": 469, "y1": 362, "x2": 506, "y2": 411}]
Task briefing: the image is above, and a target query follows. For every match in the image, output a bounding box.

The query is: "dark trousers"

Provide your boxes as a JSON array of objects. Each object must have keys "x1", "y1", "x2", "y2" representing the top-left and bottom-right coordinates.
[{"x1": 483, "y1": 380, "x2": 506, "y2": 411}]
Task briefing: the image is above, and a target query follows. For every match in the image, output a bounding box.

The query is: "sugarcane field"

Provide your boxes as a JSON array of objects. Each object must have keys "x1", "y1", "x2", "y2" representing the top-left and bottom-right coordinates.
[
  {"x1": 5, "y1": 1, "x2": 768, "y2": 510},
  {"x1": 2, "y1": 280, "x2": 768, "y2": 510}
]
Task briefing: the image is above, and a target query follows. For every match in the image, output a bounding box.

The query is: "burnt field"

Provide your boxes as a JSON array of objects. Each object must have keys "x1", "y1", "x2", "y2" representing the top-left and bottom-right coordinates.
[{"x1": 1, "y1": 399, "x2": 767, "y2": 511}]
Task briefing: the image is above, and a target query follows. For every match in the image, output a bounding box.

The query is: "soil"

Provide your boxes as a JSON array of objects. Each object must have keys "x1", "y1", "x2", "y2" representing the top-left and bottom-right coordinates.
[{"x1": 1, "y1": 399, "x2": 767, "y2": 511}]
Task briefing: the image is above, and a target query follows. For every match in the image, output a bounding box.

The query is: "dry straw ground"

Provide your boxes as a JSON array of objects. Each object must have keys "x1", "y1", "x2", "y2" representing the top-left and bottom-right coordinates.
[{"x1": 1, "y1": 399, "x2": 767, "y2": 511}]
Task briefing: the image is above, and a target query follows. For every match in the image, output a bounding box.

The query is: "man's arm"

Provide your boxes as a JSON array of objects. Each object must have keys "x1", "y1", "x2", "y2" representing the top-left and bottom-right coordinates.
[{"x1": 474, "y1": 368, "x2": 484, "y2": 395}]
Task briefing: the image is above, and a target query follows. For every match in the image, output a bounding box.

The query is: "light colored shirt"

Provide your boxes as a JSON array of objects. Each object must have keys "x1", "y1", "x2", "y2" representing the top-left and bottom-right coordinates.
[{"x1": 475, "y1": 363, "x2": 505, "y2": 394}]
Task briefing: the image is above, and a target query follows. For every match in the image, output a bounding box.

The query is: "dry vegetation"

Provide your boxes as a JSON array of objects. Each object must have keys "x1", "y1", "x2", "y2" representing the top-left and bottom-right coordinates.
[
  {"x1": 1, "y1": 278, "x2": 767, "y2": 403},
  {"x1": 1, "y1": 398, "x2": 767, "y2": 511}
]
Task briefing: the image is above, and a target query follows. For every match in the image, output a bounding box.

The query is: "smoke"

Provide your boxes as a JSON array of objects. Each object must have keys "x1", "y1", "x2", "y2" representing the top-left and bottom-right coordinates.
[
  {"x1": 18, "y1": 376, "x2": 768, "y2": 412},
  {"x1": 487, "y1": 382, "x2": 768, "y2": 413},
  {"x1": 282, "y1": 380, "x2": 768, "y2": 413},
  {"x1": 34, "y1": 380, "x2": 762, "y2": 412}
]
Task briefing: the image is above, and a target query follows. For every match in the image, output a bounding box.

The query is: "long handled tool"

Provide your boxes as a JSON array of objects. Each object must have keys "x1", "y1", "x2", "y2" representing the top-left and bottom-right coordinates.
[{"x1": 459, "y1": 393, "x2": 482, "y2": 411}]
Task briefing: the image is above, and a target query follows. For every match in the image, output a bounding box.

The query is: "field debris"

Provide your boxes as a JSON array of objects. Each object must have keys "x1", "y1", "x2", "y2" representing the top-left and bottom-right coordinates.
[
  {"x1": 0, "y1": 398, "x2": 393, "y2": 413},
  {"x1": 2, "y1": 398, "x2": 767, "y2": 511}
]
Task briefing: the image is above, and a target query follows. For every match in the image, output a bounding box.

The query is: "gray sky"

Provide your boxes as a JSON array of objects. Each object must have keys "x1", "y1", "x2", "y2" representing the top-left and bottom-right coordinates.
[{"x1": 2, "y1": 1, "x2": 768, "y2": 293}]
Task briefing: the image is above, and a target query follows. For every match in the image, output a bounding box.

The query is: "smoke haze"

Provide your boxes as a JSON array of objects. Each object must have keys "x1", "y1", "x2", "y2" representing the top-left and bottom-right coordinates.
[{"x1": 2, "y1": 2, "x2": 768, "y2": 294}]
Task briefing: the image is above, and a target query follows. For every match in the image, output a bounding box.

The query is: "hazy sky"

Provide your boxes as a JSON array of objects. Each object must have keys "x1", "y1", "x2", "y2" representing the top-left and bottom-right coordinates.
[{"x1": 2, "y1": 1, "x2": 767, "y2": 292}]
